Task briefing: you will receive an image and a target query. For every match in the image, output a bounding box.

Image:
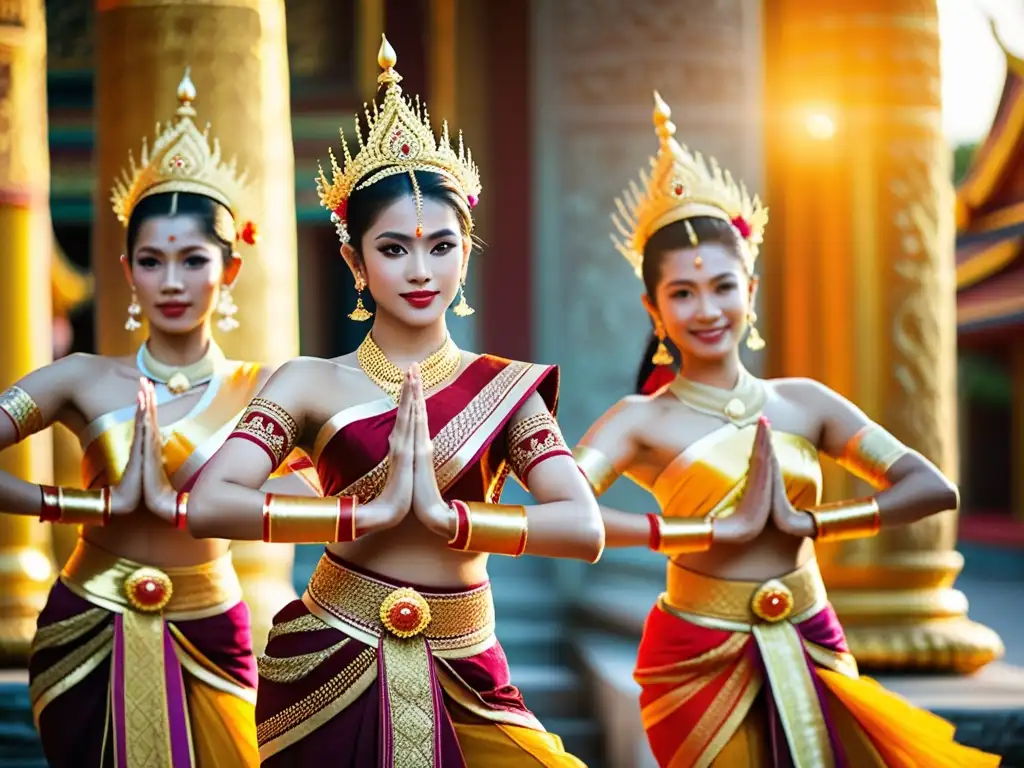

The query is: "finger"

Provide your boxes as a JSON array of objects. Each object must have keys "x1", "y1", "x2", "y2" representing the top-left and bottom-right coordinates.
[{"x1": 393, "y1": 372, "x2": 414, "y2": 434}]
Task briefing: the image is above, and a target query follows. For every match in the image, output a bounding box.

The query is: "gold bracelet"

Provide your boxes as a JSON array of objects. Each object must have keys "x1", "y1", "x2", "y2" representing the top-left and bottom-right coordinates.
[
  {"x1": 262, "y1": 494, "x2": 356, "y2": 543},
  {"x1": 572, "y1": 445, "x2": 620, "y2": 497},
  {"x1": 809, "y1": 498, "x2": 881, "y2": 543},
  {"x1": 656, "y1": 516, "x2": 714, "y2": 554},
  {"x1": 0, "y1": 386, "x2": 44, "y2": 442},
  {"x1": 836, "y1": 425, "x2": 908, "y2": 490},
  {"x1": 457, "y1": 502, "x2": 528, "y2": 557},
  {"x1": 40, "y1": 486, "x2": 112, "y2": 526}
]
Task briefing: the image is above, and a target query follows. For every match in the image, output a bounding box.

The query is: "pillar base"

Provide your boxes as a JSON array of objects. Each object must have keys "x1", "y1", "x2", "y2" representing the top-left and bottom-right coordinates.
[{"x1": 830, "y1": 584, "x2": 1005, "y2": 674}]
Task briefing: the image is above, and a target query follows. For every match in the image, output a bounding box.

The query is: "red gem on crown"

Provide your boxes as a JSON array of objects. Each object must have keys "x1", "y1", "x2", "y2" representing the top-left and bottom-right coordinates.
[
  {"x1": 731, "y1": 215, "x2": 752, "y2": 239},
  {"x1": 239, "y1": 220, "x2": 260, "y2": 246}
]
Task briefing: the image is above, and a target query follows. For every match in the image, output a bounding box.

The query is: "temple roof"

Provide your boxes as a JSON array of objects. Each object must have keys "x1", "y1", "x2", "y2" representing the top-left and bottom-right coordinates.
[{"x1": 956, "y1": 23, "x2": 1024, "y2": 338}]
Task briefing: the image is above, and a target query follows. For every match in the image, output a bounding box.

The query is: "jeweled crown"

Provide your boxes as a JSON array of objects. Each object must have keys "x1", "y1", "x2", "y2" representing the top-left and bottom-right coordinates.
[
  {"x1": 316, "y1": 35, "x2": 482, "y2": 244},
  {"x1": 111, "y1": 68, "x2": 253, "y2": 240},
  {"x1": 611, "y1": 92, "x2": 768, "y2": 277}
]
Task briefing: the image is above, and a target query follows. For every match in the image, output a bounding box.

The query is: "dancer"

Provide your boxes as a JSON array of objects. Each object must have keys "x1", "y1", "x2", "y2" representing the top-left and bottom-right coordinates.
[
  {"x1": 186, "y1": 37, "x2": 603, "y2": 767},
  {"x1": 571, "y1": 93, "x2": 1000, "y2": 767},
  {"x1": 3, "y1": 71, "x2": 313, "y2": 767}
]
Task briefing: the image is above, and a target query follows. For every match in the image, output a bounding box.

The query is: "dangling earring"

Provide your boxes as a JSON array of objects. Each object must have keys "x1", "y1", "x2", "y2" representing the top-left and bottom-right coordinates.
[
  {"x1": 651, "y1": 319, "x2": 674, "y2": 366},
  {"x1": 348, "y1": 276, "x2": 373, "y2": 322},
  {"x1": 125, "y1": 288, "x2": 142, "y2": 332},
  {"x1": 452, "y1": 281, "x2": 474, "y2": 317},
  {"x1": 217, "y1": 284, "x2": 239, "y2": 332},
  {"x1": 745, "y1": 310, "x2": 765, "y2": 351}
]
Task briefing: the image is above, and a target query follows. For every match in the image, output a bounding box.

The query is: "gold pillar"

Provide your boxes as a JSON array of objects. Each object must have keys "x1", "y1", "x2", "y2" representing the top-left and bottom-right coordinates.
[
  {"x1": 0, "y1": 0, "x2": 57, "y2": 664},
  {"x1": 94, "y1": 0, "x2": 300, "y2": 653},
  {"x1": 763, "y1": 0, "x2": 1003, "y2": 673}
]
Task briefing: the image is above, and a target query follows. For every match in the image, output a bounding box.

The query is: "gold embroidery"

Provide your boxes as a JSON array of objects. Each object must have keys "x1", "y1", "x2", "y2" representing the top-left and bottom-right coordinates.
[
  {"x1": 29, "y1": 624, "x2": 116, "y2": 706},
  {"x1": 305, "y1": 554, "x2": 495, "y2": 650},
  {"x1": 258, "y1": 639, "x2": 350, "y2": 684},
  {"x1": 836, "y1": 424, "x2": 909, "y2": 490},
  {"x1": 256, "y1": 647, "x2": 377, "y2": 745},
  {"x1": 31, "y1": 608, "x2": 108, "y2": 653},
  {"x1": 506, "y1": 411, "x2": 570, "y2": 481},
  {"x1": 0, "y1": 385, "x2": 44, "y2": 442},
  {"x1": 122, "y1": 609, "x2": 174, "y2": 766},
  {"x1": 232, "y1": 398, "x2": 300, "y2": 468},
  {"x1": 340, "y1": 362, "x2": 530, "y2": 502},
  {"x1": 383, "y1": 634, "x2": 435, "y2": 768},
  {"x1": 266, "y1": 612, "x2": 329, "y2": 642}
]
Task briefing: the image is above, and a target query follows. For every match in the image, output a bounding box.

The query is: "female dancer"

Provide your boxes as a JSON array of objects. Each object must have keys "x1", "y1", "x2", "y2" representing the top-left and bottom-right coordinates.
[
  {"x1": 571, "y1": 93, "x2": 1000, "y2": 766},
  {"x1": 2, "y1": 72, "x2": 312, "y2": 767},
  {"x1": 186, "y1": 36, "x2": 604, "y2": 767}
]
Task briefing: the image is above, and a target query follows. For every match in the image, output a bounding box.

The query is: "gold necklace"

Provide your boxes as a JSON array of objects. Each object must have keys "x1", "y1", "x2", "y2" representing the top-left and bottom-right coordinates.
[
  {"x1": 357, "y1": 333, "x2": 462, "y2": 402},
  {"x1": 137, "y1": 341, "x2": 226, "y2": 395},
  {"x1": 667, "y1": 365, "x2": 766, "y2": 427}
]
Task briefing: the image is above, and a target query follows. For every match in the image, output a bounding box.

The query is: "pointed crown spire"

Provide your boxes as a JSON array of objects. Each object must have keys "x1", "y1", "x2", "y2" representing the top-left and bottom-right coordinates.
[
  {"x1": 611, "y1": 92, "x2": 768, "y2": 277},
  {"x1": 110, "y1": 68, "x2": 252, "y2": 240},
  {"x1": 316, "y1": 35, "x2": 482, "y2": 244}
]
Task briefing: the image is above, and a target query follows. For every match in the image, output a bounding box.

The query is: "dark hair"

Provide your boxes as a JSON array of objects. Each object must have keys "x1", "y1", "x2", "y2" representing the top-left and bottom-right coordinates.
[
  {"x1": 634, "y1": 216, "x2": 746, "y2": 393},
  {"x1": 125, "y1": 192, "x2": 235, "y2": 264},
  {"x1": 345, "y1": 169, "x2": 473, "y2": 259}
]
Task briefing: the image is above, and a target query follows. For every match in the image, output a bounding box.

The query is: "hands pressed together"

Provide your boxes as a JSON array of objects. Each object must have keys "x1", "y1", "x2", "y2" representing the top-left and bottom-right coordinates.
[
  {"x1": 709, "y1": 416, "x2": 817, "y2": 545},
  {"x1": 357, "y1": 363, "x2": 454, "y2": 539},
  {"x1": 109, "y1": 378, "x2": 179, "y2": 521}
]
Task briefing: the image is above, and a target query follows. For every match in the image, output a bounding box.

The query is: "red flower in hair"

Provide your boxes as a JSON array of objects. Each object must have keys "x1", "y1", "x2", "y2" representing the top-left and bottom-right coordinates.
[
  {"x1": 239, "y1": 221, "x2": 260, "y2": 245},
  {"x1": 334, "y1": 199, "x2": 348, "y2": 220},
  {"x1": 730, "y1": 216, "x2": 752, "y2": 239}
]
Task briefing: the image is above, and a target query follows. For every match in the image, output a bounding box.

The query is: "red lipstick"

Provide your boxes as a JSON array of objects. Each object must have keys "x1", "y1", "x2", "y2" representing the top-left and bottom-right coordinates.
[
  {"x1": 156, "y1": 302, "x2": 190, "y2": 319},
  {"x1": 400, "y1": 291, "x2": 440, "y2": 309},
  {"x1": 690, "y1": 327, "x2": 729, "y2": 345}
]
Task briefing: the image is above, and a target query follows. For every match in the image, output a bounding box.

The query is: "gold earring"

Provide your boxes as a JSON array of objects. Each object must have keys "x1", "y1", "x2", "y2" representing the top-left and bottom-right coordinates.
[
  {"x1": 452, "y1": 281, "x2": 474, "y2": 317},
  {"x1": 217, "y1": 284, "x2": 239, "y2": 332},
  {"x1": 348, "y1": 277, "x2": 373, "y2": 322},
  {"x1": 745, "y1": 311, "x2": 765, "y2": 351},
  {"x1": 125, "y1": 288, "x2": 142, "y2": 332},
  {"x1": 651, "y1": 320, "x2": 674, "y2": 366}
]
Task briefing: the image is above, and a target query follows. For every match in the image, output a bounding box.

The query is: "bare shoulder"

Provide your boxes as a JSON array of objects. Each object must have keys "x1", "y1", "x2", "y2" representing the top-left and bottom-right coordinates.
[{"x1": 766, "y1": 376, "x2": 841, "y2": 408}]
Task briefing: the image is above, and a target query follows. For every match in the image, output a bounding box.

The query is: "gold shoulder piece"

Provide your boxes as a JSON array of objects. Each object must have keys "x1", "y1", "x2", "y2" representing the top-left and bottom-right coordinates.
[
  {"x1": 0, "y1": 386, "x2": 44, "y2": 442},
  {"x1": 836, "y1": 424, "x2": 909, "y2": 490},
  {"x1": 572, "y1": 445, "x2": 620, "y2": 498}
]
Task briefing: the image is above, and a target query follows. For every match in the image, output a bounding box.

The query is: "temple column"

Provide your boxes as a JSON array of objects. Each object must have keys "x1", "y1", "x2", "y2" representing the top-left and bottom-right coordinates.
[
  {"x1": 94, "y1": 0, "x2": 300, "y2": 653},
  {"x1": 0, "y1": 0, "x2": 57, "y2": 664},
  {"x1": 762, "y1": 0, "x2": 1003, "y2": 672}
]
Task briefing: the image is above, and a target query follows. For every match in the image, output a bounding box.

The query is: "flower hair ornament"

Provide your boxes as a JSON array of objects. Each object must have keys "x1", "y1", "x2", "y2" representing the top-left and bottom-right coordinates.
[
  {"x1": 111, "y1": 68, "x2": 258, "y2": 332},
  {"x1": 316, "y1": 35, "x2": 482, "y2": 246},
  {"x1": 610, "y1": 91, "x2": 768, "y2": 278}
]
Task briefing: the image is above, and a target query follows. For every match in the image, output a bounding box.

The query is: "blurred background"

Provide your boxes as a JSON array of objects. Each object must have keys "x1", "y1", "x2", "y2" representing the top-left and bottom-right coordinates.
[{"x1": 1, "y1": 0, "x2": 1023, "y2": 765}]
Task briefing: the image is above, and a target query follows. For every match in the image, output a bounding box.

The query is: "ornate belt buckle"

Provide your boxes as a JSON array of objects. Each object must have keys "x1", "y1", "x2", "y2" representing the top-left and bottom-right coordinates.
[
  {"x1": 380, "y1": 587, "x2": 432, "y2": 638},
  {"x1": 124, "y1": 567, "x2": 174, "y2": 613},
  {"x1": 751, "y1": 579, "x2": 793, "y2": 623}
]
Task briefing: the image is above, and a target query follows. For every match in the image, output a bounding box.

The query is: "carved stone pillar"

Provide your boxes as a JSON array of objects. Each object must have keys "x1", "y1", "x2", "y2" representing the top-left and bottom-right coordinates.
[
  {"x1": 762, "y1": 0, "x2": 1002, "y2": 672},
  {"x1": 0, "y1": 0, "x2": 57, "y2": 664},
  {"x1": 94, "y1": 0, "x2": 300, "y2": 653}
]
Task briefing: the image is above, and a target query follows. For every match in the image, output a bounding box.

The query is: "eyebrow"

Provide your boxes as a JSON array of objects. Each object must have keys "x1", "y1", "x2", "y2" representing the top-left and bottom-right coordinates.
[
  {"x1": 134, "y1": 244, "x2": 208, "y2": 257},
  {"x1": 665, "y1": 271, "x2": 737, "y2": 288},
  {"x1": 375, "y1": 228, "x2": 458, "y2": 243}
]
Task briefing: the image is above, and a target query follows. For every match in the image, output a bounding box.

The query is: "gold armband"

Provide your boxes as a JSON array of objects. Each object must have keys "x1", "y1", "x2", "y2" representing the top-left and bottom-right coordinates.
[
  {"x1": 40, "y1": 485, "x2": 112, "y2": 526},
  {"x1": 836, "y1": 425, "x2": 908, "y2": 489},
  {"x1": 651, "y1": 515, "x2": 714, "y2": 554},
  {"x1": 230, "y1": 398, "x2": 300, "y2": 471},
  {"x1": 507, "y1": 412, "x2": 572, "y2": 481},
  {"x1": 572, "y1": 445, "x2": 620, "y2": 497},
  {"x1": 0, "y1": 386, "x2": 44, "y2": 442},
  {"x1": 262, "y1": 494, "x2": 357, "y2": 544},
  {"x1": 448, "y1": 501, "x2": 528, "y2": 557},
  {"x1": 808, "y1": 498, "x2": 880, "y2": 543}
]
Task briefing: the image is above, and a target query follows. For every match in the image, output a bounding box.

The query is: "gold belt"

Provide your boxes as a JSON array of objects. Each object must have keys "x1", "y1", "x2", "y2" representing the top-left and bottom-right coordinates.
[
  {"x1": 61, "y1": 538, "x2": 242, "y2": 621},
  {"x1": 660, "y1": 558, "x2": 828, "y2": 632},
  {"x1": 302, "y1": 553, "x2": 496, "y2": 656}
]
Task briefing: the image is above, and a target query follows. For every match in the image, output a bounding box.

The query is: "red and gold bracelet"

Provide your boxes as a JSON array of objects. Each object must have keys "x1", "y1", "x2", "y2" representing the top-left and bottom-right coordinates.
[
  {"x1": 647, "y1": 513, "x2": 714, "y2": 554},
  {"x1": 446, "y1": 500, "x2": 528, "y2": 557},
  {"x1": 39, "y1": 485, "x2": 112, "y2": 526},
  {"x1": 174, "y1": 492, "x2": 189, "y2": 530},
  {"x1": 261, "y1": 493, "x2": 359, "y2": 544}
]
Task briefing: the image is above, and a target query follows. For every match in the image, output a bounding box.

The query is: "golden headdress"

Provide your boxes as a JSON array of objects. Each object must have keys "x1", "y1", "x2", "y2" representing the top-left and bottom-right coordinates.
[
  {"x1": 611, "y1": 92, "x2": 768, "y2": 277},
  {"x1": 111, "y1": 68, "x2": 257, "y2": 245},
  {"x1": 317, "y1": 35, "x2": 482, "y2": 244}
]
